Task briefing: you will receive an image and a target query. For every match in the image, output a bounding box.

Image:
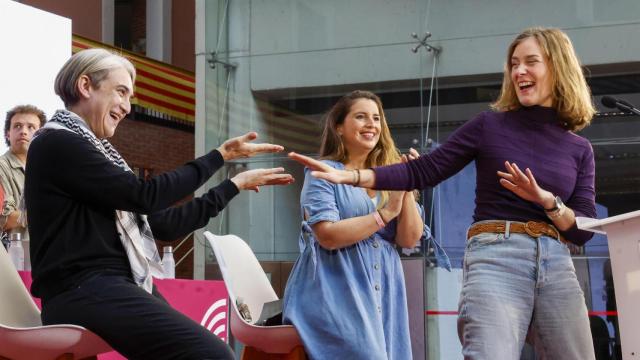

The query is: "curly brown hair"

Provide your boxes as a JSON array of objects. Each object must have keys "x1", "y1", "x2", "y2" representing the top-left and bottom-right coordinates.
[{"x1": 5, "y1": 104, "x2": 46, "y2": 147}]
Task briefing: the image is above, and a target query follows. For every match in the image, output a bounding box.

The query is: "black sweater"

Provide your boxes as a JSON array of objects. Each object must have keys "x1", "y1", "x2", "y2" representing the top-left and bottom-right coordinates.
[{"x1": 25, "y1": 130, "x2": 238, "y2": 300}]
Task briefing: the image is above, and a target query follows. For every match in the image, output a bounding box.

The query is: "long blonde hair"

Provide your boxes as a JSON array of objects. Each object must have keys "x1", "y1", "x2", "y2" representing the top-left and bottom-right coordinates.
[
  {"x1": 491, "y1": 27, "x2": 595, "y2": 131},
  {"x1": 319, "y1": 90, "x2": 400, "y2": 207}
]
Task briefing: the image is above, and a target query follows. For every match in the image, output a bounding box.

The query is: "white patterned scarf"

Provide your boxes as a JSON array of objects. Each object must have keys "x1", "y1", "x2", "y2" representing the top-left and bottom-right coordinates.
[{"x1": 38, "y1": 110, "x2": 163, "y2": 293}]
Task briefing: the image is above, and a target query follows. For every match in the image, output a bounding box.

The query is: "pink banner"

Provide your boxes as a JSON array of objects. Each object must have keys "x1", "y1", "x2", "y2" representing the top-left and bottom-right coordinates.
[{"x1": 18, "y1": 272, "x2": 228, "y2": 360}]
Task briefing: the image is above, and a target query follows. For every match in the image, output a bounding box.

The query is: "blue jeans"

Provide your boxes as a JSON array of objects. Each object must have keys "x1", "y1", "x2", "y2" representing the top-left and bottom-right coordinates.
[{"x1": 457, "y1": 224, "x2": 595, "y2": 360}]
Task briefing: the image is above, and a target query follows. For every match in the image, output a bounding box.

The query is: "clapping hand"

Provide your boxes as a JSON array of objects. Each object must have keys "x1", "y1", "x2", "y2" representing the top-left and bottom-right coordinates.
[
  {"x1": 401, "y1": 147, "x2": 420, "y2": 163},
  {"x1": 401, "y1": 147, "x2": 421, "y2": 198},
  {"x1": 371, "y1": 148, "x2": 421, "y2": 223},
  {"x1": 217, "y1": 132, "x2": 284, "y2": 161},
  {"x1": 379, "y1": 189, "x2": 404, "y2": 223}
]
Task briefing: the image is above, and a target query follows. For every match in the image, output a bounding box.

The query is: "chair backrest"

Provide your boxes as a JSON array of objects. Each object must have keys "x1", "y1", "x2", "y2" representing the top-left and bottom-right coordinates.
[
  {"x1": 0, "y1": 246, "x2": 41, "y2": 327},
  {"x1": 204, "y1": 232, "x2": 278, "y2": 324}
]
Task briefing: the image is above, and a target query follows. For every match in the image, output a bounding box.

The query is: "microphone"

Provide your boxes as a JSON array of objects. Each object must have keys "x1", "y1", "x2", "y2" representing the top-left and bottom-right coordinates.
[{"x1": 601, "y1": 96, "x2": 640, "y2": 115}]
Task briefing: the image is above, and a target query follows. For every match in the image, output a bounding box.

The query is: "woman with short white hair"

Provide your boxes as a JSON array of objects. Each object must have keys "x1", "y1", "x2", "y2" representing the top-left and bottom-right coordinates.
[{"x1": 25, "y1": 48, "x2": 293, "y2": 360}]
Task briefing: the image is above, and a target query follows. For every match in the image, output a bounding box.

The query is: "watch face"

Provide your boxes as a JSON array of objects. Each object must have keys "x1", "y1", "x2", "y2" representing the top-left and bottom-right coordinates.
[{"x1": 555, "y1": 196, "x2": 565, "y2": 208}]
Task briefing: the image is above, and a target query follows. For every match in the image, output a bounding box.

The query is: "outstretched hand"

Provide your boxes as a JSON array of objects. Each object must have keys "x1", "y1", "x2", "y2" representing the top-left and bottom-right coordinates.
[
  {"x1": 497, "y1": 161, "x2": 553, "y2": 207},
  {"x1": 217, "y1": 132, "x2": 284, "y2": 161},
  {"x1": 230, "y1": 167, "x2": 294, "y2": 192},
  {"x1": 288, "y1": 152, "x2": 354, "y2": 184}
]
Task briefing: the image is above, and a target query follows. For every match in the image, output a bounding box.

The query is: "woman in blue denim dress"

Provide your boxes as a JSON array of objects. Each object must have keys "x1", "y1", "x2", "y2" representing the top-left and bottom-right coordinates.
[
  {"x1": 289, "y1": 28, "x2": 597, "y2": 359},
  {"x1": 283, "y1": 90, "x2": 425, "y2": 360}
]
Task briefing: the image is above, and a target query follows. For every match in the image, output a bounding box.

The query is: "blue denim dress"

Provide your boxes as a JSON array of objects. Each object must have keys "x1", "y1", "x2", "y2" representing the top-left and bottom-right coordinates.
[{"x1": 283, "y1": 161, "x2": 412, "y2": 360}]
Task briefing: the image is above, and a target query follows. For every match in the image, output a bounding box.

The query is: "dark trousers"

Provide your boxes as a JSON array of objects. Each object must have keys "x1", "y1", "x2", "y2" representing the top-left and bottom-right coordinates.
[{"x1": 41, "y1": 272, "x2": 234, "y2": 360}]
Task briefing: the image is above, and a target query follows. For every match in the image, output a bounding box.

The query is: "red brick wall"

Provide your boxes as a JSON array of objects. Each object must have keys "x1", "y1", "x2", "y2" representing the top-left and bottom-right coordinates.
[
  {"x1": 111, "y1": 118, "x2": 196, "y2": 278},
  {"x1": 131, "y1": 0, "x2": 147, "y2": 55},
  {"x1": 22, "y1": 0, "x2": 102, "y2": 41},
  {"x1": 24, "y1": 0, "x2": 194, "y2": 72},
  {"x1": 111, "y1": 118, "x2": 193, "y2": 174},
  {"x1": 172, "y1": 0, "x2": 196, "y2": 72}
]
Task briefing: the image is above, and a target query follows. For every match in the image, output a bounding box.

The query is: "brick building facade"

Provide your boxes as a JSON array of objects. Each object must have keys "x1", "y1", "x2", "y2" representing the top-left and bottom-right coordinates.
[{"x1": 111, "y1": 119, "x2": 196, "y2": 279}]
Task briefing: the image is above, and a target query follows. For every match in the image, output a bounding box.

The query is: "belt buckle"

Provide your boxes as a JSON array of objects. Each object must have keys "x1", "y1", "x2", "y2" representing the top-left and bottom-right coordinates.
[{"x1": 523, "y1": 221, "x2": 544, "y2": 238}]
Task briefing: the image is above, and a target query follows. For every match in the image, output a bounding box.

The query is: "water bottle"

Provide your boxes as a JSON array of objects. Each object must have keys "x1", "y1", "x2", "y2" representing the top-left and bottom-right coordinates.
[
  {"x1": 8, "y1": 233, "x2": 24, "y2": 271},
  {"x1": 162, "y1": 246, "x2": 175, "y2": 279},
  {"x1": 236, "y1": 296, "x2": 252, "y2": 323},
  {"x1": 1, "y1": 232, "x2": 9, "y2": 250}
]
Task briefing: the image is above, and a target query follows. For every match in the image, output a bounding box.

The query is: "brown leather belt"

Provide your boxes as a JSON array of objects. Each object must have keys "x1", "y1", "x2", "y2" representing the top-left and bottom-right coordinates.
[{"x1": 467, "y1": 221, "x2": 567, "y2": 244}]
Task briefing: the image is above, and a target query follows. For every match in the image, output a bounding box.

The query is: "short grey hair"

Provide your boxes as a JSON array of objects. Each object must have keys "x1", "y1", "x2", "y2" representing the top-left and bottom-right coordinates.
[{"x1": 54, "y1": 48, "x2": 136, "y2": 108}]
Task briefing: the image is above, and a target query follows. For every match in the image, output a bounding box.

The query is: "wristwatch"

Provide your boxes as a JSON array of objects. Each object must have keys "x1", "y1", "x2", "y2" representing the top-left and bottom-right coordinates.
[{"x1": 544, "y1": 195, "x2": 565, "y2": 219}]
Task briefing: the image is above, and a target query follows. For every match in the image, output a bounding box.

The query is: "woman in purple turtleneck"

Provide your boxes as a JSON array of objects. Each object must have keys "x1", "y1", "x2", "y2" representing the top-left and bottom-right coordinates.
[{"x1": 289, "y1": 27, "x2": 597, "y2": 359}]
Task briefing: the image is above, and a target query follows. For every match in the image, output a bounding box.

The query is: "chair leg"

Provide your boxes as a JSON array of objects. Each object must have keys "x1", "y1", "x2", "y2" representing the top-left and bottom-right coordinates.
[
  {"x1": 283, "y1": 346, "x2": 307, "y2": 360},
  {"x1": 240, "y1": 346, "x2": 261, "y2": 360},
  {"x1": 241, "y1": 346, "x2": 307, "y2": 360}
]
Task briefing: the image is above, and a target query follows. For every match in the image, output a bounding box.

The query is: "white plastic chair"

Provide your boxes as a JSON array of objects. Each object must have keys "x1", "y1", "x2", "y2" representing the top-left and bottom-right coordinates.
[
  {"x1": 0, "y1": 247, "x2": 113, "y2": 360},
  {"x1": 204, "y1": 231, "x2": 305, "y2": 358}
]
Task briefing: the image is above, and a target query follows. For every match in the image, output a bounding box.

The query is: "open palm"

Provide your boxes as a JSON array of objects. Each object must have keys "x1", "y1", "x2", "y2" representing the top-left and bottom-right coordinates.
[
  {"x1": 497, "y1": 161, "x2": 552, "y2": 206},
  {"x1": 288, "y1": 152, "x2": 353, "y2": 184},
  {"x1": 218, "y1": 132, "x2": 284, "y2": 161}
]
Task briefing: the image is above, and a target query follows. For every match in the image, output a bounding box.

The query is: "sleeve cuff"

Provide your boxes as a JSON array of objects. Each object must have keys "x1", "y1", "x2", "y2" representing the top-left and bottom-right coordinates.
[
  {"x1": 218, "y1": 178, "x2": 240, "y2": 200},
  {"x1": 560, "y1": 222, "x2": 594, "y2": 247},
  {"x1": 208, "y1": 149, "x2": 225, "y2": 167},
  {"x1": 306, "y1": 213, "x2": 340, "y2": 226}
]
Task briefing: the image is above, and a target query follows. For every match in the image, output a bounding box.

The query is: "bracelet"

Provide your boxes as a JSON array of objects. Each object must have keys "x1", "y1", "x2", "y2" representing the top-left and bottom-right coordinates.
[
  {"x1": 354, "y1": 169, "x2": 361, "y2": 186},
  {"x1": 350, "y1": 170, "x2": 357, "y2": 185},
  {"x1": 373, "y1": 210, "x2": 386, "y2": 229}
]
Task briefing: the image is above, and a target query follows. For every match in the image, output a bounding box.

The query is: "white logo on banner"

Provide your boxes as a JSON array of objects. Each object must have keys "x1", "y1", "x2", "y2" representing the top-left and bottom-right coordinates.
[{"x1": 200, "y1": 298, "x2": 227, "y2": 342}]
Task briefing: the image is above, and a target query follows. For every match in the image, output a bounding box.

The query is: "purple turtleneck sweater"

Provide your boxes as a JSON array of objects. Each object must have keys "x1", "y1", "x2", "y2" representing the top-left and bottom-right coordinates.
[{"x1": 373, "y1": 106, "x2": 596, "y2": 246}]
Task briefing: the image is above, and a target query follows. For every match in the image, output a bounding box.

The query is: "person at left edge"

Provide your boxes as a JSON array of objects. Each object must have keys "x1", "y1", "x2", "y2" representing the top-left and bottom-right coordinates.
[
  {"x1": 25, "y1": 48, "x2": 294, "y2": 360},
  {"x1": 0, "y1": 105, "x2": 45, "y2": 258}
]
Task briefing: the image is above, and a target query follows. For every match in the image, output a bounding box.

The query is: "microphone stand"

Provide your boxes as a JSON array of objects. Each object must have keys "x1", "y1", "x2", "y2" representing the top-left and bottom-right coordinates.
[{"x1": 617, "y1": 103, "x2": 640, "y2": 116}]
